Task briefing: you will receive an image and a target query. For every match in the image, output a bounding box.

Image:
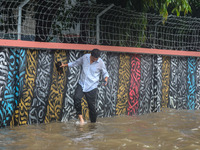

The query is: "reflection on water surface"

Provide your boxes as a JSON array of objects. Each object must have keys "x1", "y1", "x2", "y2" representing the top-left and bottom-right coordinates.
[{"x1": 0, "y1": 108, "x2": 200, "y2": 150}]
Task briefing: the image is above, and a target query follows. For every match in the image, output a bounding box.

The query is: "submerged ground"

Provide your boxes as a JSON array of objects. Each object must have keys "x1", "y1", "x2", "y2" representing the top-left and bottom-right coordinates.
[{"x1": 0, "y1": 108, "x2": 200, "y2": 150}]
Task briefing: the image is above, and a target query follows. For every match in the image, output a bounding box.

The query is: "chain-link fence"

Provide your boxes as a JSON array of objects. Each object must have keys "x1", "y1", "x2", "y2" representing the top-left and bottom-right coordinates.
[{"x1": 0, "y1": 0, "x2": 200, "y2": 51}]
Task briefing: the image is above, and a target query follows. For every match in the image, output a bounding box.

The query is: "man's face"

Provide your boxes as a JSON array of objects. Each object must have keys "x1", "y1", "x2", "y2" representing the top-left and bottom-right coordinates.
[{"x1": 91, "y1": 56, "x2": 99, "y2": 62}]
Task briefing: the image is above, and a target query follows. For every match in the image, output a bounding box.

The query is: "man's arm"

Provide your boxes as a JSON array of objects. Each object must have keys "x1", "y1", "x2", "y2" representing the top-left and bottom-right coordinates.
[
  {"x1": 60, "y1": 55, "x2": 83, "y2": 68},
  {"x1": 101, "y1": 61, "x2": 109, "y2": 86}
]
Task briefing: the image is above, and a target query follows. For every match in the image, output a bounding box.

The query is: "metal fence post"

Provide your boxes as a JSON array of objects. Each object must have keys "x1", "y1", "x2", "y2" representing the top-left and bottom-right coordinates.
[
  {"x1": 96, "y1": 4, "x2": 114, "y2": 45},
  {"x1": 18, "y1": 0, "x2": 30, "y2": 40}
]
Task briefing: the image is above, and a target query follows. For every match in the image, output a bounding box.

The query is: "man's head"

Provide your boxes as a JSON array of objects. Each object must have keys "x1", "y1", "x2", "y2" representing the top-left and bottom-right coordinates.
[{"x1": 91, "y1": 49, "x2": 101, "y2": 58}]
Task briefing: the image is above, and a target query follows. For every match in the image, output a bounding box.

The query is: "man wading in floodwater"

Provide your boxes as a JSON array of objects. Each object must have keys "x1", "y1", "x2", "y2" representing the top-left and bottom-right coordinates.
[{"x1": 61, "y1": 49, "x2": 109, "y2": 125}]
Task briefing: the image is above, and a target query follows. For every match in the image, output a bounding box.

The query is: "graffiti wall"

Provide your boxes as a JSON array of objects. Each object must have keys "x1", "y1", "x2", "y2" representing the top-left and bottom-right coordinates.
[{"x1": 0, "y1": 47, "x2": 200, "y2": 128}]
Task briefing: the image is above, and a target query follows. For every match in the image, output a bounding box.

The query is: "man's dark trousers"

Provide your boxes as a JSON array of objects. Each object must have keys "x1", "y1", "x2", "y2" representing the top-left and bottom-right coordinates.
[{"x1": 74, "y1": 84, "x2": 97, "y2": 123}]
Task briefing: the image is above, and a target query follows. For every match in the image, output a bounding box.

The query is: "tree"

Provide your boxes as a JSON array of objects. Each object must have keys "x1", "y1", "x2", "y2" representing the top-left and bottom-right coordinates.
[
  {"x1": 97, "y1": 0, "x2": 192, "y2": 20},
  {"x1": 189, "y1": 0, "x2": 200, "y2": 18}
]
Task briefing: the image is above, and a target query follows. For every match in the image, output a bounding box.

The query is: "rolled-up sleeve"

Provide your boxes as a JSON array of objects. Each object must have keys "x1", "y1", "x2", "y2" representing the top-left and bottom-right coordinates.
[
  {"x1": 68, "y1": 56, "x2": 83, "y2": 68},
  {"x1": 102, "y1": 61, "x2": 109, "y2": 78}
]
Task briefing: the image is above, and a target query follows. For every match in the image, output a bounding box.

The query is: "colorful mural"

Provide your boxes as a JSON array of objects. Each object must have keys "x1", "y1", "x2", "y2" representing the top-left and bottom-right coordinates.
[{"x1": 1, "y1": 47, "x2": 200, "y2": 128}]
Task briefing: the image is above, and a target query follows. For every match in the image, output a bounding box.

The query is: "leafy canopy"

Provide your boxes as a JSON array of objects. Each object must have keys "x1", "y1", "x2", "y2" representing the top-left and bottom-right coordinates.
[{"x1": 97, "y1": 0, "x2": 192, "y2": 20}]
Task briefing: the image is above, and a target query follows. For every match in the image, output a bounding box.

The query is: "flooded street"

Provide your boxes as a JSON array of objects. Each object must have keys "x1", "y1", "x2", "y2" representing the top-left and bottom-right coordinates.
[{"x1": 0, "y1": 108, "x2": 200, "y2": 150}]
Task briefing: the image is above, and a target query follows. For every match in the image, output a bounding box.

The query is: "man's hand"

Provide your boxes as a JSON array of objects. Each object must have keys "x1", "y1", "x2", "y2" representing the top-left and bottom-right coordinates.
[
  {"x1": 104, "y1": 77, "x2": 108, "y2": 86},
  {"x1": 60, "y1": 63, "x2": 68, "y2": 67}
]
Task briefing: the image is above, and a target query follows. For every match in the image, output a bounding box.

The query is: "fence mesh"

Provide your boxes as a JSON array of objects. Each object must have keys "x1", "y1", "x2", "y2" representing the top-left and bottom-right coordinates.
[{"x1": 0, "y1": 0, "x2": 200, "y2": 51}]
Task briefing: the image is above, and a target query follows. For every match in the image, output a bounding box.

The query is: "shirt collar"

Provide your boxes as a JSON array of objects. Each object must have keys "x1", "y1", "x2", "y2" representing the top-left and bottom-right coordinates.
[{"x1": 88, "y1": 54, "x2": 100, "y2": 63}]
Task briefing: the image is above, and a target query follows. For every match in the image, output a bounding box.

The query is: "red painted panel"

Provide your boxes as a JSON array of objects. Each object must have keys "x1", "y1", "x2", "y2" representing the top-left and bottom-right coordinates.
[{"x1": 128, "y1": 54, "x2": 141, "y2": 115}]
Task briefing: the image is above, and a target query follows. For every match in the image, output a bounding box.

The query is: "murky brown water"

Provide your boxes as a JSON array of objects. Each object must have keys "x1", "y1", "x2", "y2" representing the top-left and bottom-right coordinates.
[{"x1": 1, "y1": 108, "x2": 200, "y2": 150}]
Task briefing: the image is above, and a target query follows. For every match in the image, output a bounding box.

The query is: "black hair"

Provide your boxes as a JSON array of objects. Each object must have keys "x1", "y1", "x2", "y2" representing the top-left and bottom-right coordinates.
[{"x1": 91, "y1": 49, "x2": 101, "y2": 58}]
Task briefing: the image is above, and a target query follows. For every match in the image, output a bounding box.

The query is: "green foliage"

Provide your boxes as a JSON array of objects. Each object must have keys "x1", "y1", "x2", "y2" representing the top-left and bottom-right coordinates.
[
  {"x1": 189, "y1": 0, "x2": 200, "y2": 8},
  {"x1": 189, "y1": 0, "x2": 200, "y2": 18},
  {"x1": 98, "y1": 0, "x2": 192, "y2": 19},
  {"x1": 145, "y1": 0, "x2": 191, "y2": 19}
]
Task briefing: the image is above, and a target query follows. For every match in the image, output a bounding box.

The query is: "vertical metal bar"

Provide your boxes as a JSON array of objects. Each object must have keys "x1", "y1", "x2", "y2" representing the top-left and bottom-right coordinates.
[
  {"x1": 96, "y1": 4, "x2": 114, "y2": 45},
  {"x1": 18, "y1": 0, "x2": 30, "y2": 40}
]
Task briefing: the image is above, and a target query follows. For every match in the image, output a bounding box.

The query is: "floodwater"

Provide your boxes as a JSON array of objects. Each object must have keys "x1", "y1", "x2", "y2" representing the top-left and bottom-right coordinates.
[{"x1": 1, "y1": 109, "x2": 200, "y2": 150}]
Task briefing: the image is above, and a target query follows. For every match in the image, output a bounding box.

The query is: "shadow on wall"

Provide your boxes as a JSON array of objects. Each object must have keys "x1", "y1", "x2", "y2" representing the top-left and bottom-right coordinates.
[{"x1": 0, "y1": 47, "x2": 199, "y2": 128}]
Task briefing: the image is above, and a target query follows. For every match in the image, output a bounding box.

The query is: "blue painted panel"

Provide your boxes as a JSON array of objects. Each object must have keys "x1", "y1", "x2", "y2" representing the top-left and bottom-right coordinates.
[{"x1": 187, "y1": 57, "x2": 196, "y2": 110}]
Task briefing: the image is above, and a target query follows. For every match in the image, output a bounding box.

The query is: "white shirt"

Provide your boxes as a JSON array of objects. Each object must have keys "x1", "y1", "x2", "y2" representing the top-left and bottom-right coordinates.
[{"x1": 68, "y1": 54, "x2": 109, "y2": 92}]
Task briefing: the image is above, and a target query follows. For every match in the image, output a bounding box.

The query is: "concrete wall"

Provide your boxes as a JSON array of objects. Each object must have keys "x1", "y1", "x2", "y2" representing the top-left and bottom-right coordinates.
[{"x1": 0, "y1": 47, "x2": 199, "y2": 128}]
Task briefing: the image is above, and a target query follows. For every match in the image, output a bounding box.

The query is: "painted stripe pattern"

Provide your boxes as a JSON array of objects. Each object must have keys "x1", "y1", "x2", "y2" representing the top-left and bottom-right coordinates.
[
  {"x1": 16, "y1": 50, "x2": 38, "y2": 125},
  {"x1": 104, "y1": 52, "x2": 119, "y2": 117},
  {"x1": 139, "y1": 55, "x2": 152, "y2": 115},
  {"x1": 0, "y1": 48, "x2": 9, "y2": 102},
  {"x1": 10, "y1": 49, "x2": 27, "y2": 126},
  {"x1": 187, "y1": 57, "x2": 196, "y2": 110},
  {"x1": 45, "y1": 50, "x2": 67, "y2": 123},
  {"x1": 168, "y1": 56, "x2": 178, "y2": 109},
  {"x1": 116, "y1": 53, "x2": 131, "y2": 115},
  {"x1": 161, "y1": 56, "x2": 171, "y2": 108},
  {"x1": 96, "y1": 51, "x2": 107, "y2": 118},
  {"x1": 62, "y1": 50, "x2": 83, "y2": 122},
  {"x1": 150, "y1": 55, "x2": 162, "y2": 112},
  {"x1": 28, "y1": 50, "x2": 53, "y2": 124},
  {"x1": 128, "y1": 54, "x2": 141, "y2": 115},
  {"x1": 195, "y1": 57, "x2": 200, "y2": 110},
  {"x1": 177, "y1": 57, "x2": 187, "y2": 109},
  {"x1": 0, "y1": 49, "x2": 19, "y2": 127},
  {"x1": 82, "y1": 96, "x2": 89, "y2": 120}
]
